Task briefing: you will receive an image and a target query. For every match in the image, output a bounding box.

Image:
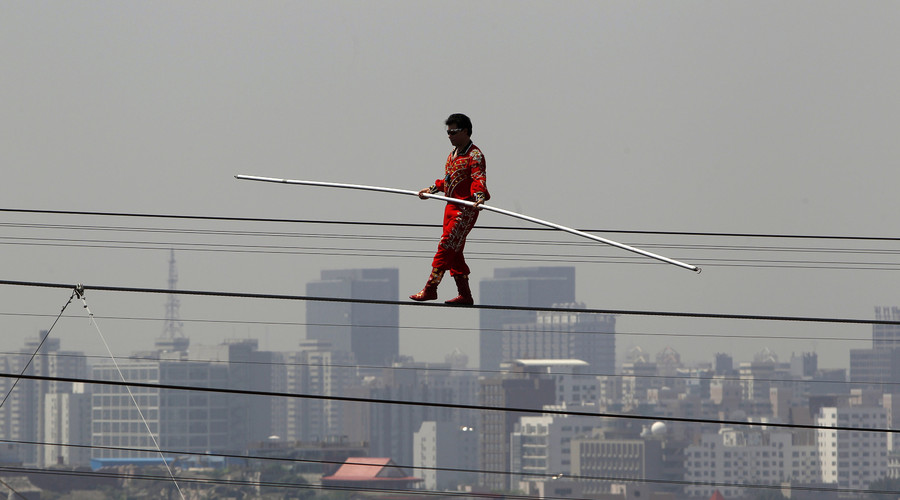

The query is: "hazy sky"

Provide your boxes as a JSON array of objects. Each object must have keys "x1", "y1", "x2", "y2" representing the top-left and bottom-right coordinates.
[{"x1": 2, "y1": 2, "x2": 899, "y2": 370}]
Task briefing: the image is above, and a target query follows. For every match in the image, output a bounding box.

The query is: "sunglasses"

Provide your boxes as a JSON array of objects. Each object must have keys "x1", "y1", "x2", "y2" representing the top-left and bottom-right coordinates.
[{"x1": 447, "y1": 128, "x2": 464, "y2": 135}]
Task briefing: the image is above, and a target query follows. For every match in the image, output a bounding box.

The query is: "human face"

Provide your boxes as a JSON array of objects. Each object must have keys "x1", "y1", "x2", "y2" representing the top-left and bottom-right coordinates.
[{"x1": 447, "y1": 125, "x2": 469, "y2": 149}]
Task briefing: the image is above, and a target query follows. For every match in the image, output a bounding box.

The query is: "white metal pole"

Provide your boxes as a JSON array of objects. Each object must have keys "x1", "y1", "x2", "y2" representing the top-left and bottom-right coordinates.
[{"x1": 234, "y1": 175, "x2": 701, "y2": 273}]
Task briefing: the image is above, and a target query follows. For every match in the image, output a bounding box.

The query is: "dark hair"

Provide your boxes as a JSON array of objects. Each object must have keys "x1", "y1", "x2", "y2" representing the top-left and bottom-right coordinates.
[{"x1": 445, "y1": 113, "x2": 473, "y2": 136}]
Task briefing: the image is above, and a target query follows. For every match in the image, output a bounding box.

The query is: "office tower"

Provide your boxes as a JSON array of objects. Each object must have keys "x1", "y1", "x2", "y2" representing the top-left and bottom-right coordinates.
[
  {"x1": 572, "y1": 429, "x2": 675, "y2": 497},
  {"x1": 43, "y1": 385, "x2": 91, "y2": 467},
  {"x1": 817, "y1": 406, "x2": 888, "y2": 489},
  {"x1": 479, "y1": 267, "x2": 576, "y2": 371},
  {"x1": 282, "y1": 340, "x2": 358, "y2": 442},
  {"x1": 91, "y1": 358, "x2": 232, "y2": 459},
  {"x1": 306, "y1": 268, "x2": 399, "y2": 367},
  {"x1": 850, "y1": 306, "x2": 900, "y2": 394},
  {"x1": 873, "y1": 306, "x2": 900, "y2": 348},
  {"x1": 367, "y1": 360, "x2": 456, "y2": 469},
  {"x1": 191, "y1": 339, "x2": 280, "y2": 447},
  {"x1": 478, "y1": 365, "x2": 556, "y2": 491},
  {"x1": 501, "y1": 305, "x2": 615, "y2": 376},
  {"x1": 0, "y1": 334, "x2": 88, "y2": 465},
  {"x1": 620, "y1": 359, "x2": 659, "y2": 408},
  {"x1": 92, "y1": 340, "x2": 281, "y2": 460},
  {"x1": 414, "y1": 421, "x2": 478, "y2": 490},
  {"x1": 684, "y1": 427, "x2": 818, "y2": 498},
  {"x1": 509, "y1": 411, "x2": 599, "y2": 486}
]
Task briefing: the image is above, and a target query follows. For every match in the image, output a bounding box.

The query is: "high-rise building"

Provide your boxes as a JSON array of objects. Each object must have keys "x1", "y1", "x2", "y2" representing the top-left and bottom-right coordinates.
[
  {"x1": 191, "y1": 339, "x2": 281, "y2": 447},
  {"x1": 479, "y1": 267, "x2": 576, "y2": 371},
  {"x1": 91, "y1": 357, "x2": 232, "y2": 459},
  {"x1": 478, "y1": 364, "x2": 556, "y2": 491},
  {"x1": 0, "y1": 334, "x2": 88, "y2": 465},
  {"x1": 684, "y1": 427, "x2": 818, "y2": 498},
  {"x1": 306, "y1": 268, "x2": 399, "y2": 367},
  {"x1": 92, "y1": 340, "x2": 282, "y2": 460},
  {"x1": 414, "y1": 421, "x2": 478, "y2": 490},
  {"x1": 873, "y1": 306, "x2": 900, "y2": 349},
  {"x1": 573, "y1": 428, "x2": 677, "y2": 496},
  {"x1": 281, "y1": 340, "x2": 358, "y2": 442},
  {"x1": 817, "y1": 405, "x2": 888, "y2": 489},
  {"x1": 501, "y1": 306, "x2": 615, "y2": 376},
  {"x1": 43, "y1": 385, "x2": 91, "y2": 467},
  {"x1": 850, "y1": 307, "x2": 900, "y2": 394},
  {"x1": 367, "y1": 360, "x2": 456, "y2": 469},
  {"x1": 509, "y1": 411, "x2": 599, "y2": 485}
]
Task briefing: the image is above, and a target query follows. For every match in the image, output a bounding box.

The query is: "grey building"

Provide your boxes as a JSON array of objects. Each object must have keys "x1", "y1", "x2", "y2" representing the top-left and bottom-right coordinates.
[
  {"x1": 478, "y1": 365, "x2": 556, "y2": 491},
  {"x1": 479, "y1": 267, "x2": 576, "y2": 371},
  {"x1": 501, "y1": 306, "x2": 615, "y2": 376},
  {"x1": 414, "y1": 421, "x2": 478, "y2": 490},
  {"x1": 0, "y1": 334, "x2": 88, "y2": 465},
  {"x1": 367, "y1": 360, "x2": 456, "y2": 469},
  {"x1": 850, "y1": 306, "x2": 900, "y2": 394},
  {"x1": 91, "y1": 340, "x2": 280, "y2": 459},
  {"x1": 306, "y1": 268, "x2": 399, "y2": 368},
  {"x1": 281, "y1": 340, "x2": 358, "y2": 442},
  {"x1": 91, "y1": 357, "x2": 231, "y2": 459}
]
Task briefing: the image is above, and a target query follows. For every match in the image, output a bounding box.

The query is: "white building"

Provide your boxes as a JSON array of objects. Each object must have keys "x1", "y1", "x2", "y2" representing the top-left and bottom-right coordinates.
[
  {"x1": 43, "y1": 384, "x2": 91, "y2": 467},
  {"x1": 684, "y1": 427, "x2": 818, "y2": 498},
  {"x1": 816, "y1": 406, "x2": 888, "y2": 490},
  {"x1": 509, "y1": 409, "x2": 599, "y2": 485},
  {"x1": 413, "y1": 421, "x2": 477, "y2": 490},
  {"x1": 283, "y1": 341, "x2": 358, "y2": 442}
]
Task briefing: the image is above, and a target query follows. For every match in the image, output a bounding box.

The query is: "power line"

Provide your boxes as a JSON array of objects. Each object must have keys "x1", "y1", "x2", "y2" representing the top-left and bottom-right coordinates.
[
  {"x1": 6, "y1": 236, "x2": 900, "y2": 271},
  {"x1": 0, "y1": 310, "x2": 876, "y2": 344},
  {"x1": 4, "y1": 207, "x2": 900, "y2": 241},
  {"x1": 8, "y1": 221, "x2": 900, "y2": 257},
  {"x1": 1, "y1": 279, "x2": 898, "y2": 325},
  {"x1": 1, "y1": 371, "x2": 896, "y2": 435}
]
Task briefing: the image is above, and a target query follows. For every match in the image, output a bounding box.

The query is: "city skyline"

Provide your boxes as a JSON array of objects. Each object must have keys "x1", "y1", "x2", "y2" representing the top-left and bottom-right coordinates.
[{"x1": 2, "y1": 2, "x2": 899, "y2": 497}]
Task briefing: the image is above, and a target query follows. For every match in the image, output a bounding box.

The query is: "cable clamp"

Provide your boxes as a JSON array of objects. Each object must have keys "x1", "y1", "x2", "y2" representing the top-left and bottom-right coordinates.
[{"x1": 74, "y1": 283, "x2": 85, "y2": 299}]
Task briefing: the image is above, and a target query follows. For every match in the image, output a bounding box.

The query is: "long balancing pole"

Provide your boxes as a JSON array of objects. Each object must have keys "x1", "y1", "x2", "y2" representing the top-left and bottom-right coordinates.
[{"x1": 235, "y1": 175, "x2": 701, "y2": 273}]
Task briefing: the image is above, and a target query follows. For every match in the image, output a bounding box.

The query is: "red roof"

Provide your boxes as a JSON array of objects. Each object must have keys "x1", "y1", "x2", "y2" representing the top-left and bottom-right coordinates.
[
  {"x1": 709, "y1": 490, "x2": 726, "y2": 500},
  {"x1": 322, "y1": 457, "x2": 421, "y2": 482}
]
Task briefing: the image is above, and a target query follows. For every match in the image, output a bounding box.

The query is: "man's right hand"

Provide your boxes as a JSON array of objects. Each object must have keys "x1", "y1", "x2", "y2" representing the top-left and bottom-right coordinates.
[{"x1": 418, "y1": 188, "x2": 430, "y2": 199}]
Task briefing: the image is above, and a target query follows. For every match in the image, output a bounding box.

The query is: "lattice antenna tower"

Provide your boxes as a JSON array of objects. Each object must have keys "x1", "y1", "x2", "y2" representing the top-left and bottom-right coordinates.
[{"x1": 163, "y1": 249, "x2": 184, "y2": 338}]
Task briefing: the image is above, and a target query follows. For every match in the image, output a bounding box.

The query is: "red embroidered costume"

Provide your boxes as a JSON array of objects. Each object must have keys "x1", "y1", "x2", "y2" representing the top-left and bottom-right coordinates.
[
  {"x1": 410, "y1": 114, "x2": 489, "y2": 305},
  {"x1": 430, "y1": 142, "x2": 490, "y2": 275}
]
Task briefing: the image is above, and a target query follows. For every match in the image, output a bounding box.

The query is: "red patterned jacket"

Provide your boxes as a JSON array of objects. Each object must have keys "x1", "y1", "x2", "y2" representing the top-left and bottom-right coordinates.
[{"x1": 432, "y1": 142, "x2": 490, "y2": 203}]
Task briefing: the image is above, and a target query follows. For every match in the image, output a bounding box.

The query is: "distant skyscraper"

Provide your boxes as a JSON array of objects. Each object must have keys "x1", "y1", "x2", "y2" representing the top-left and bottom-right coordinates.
[
  {"x1": 368, "y1": 360, "x2": 456, "y2": 469},
  {"x1": 501, "y1": 305, "x2": 615, "y2": 375},
  {"x1": 43, "y1": 386, "x2": 91, "y2": 467},
  {"x1": 478, "y1": 365, "x2": 556, "y2": 491},
  {"x1": 91, "y1": 357, "x2": 231, "y2": 459},
  {"x1": 306, "y1": 268, "x2": 399, "y2": 367},
  {"x1": 850, "y1": 306, "x2": 900, "y2": 393},
  {"x1": 281, "y1": 340, "x2": 358, "y2": 442},
  {"x1": 479, "y1": 267, "x2": 576, "y2": 371},
  {"x1": 0, "y1": 334, "x2": 88, "y2": 466},
  {"x1": 873, "y1": 306, "x2": 900, "y2": 348}
]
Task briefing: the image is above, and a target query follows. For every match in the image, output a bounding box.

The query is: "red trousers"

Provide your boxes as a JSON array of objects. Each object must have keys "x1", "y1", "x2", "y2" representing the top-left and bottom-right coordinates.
[{"x1": 431, "y1": 203, "x2": 479, "y2": 276}]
